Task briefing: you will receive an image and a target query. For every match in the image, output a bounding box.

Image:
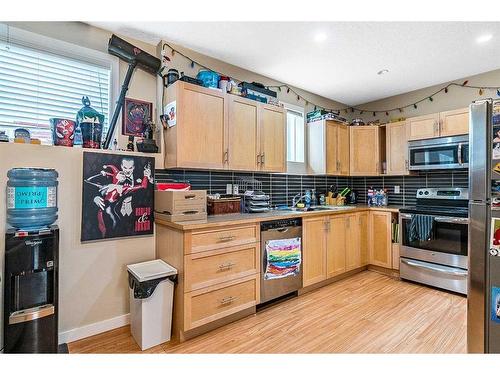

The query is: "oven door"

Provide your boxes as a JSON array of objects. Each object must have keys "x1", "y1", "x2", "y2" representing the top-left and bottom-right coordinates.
[
  {"x1": 408, "y1": 140, "x2": 468, "y2": 170},
  {"x1": 400, "y1": 213, "x2": 468, "y2": 269}
]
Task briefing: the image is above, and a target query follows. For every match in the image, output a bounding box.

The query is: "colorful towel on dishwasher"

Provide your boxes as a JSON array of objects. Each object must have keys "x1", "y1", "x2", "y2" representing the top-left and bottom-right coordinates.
[{"x1": 264, "y1": 237, "x2": 301, "y2": 280}]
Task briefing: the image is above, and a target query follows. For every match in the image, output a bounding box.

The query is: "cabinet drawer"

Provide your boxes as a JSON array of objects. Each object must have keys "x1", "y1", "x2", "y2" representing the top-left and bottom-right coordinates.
[
  {"x1": 190, "y1": 224, "x2": 259, "y2": 254},
  {"x1": 184, "y1": 244, "x2": 260, "y2": 291},
  {"x1": 184, "y1": 274, "x2": 259, "y2": 330}
]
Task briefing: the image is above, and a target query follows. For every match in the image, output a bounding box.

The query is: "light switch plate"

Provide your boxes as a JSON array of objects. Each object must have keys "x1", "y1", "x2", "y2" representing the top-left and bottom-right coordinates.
[
  {"x1": 394, "y1": 185, "x2": 401, "y2": 194},
  {"x1": 226, "y1": 184, "x2": 233, "y2": 195},
  {"x1": 233, "y1": 184, "x2": 239, "y2": 195}
]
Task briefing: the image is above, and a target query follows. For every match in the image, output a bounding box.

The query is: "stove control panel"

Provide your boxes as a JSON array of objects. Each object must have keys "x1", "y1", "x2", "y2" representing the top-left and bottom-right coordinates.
[{"x1": 416, "y1": 187, "x2": 468, "y2": 200}]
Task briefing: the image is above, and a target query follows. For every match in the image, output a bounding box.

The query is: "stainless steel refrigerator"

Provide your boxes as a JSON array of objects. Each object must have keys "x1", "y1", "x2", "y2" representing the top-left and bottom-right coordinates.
[{"x1": 468, "y1": 99, "x2": 500, "y2": 353}]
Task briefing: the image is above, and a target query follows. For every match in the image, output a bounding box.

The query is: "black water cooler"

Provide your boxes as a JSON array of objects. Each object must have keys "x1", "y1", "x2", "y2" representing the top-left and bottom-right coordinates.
[{"x1": 3, "y1": 226, "x2": 59, "y2": 353}]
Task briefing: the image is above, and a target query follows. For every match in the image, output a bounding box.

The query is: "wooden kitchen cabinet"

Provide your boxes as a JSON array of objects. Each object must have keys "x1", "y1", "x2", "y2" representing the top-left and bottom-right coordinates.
[
  {"x1": 345, "y1": 214, "x2": 360, "y2": 271},
  {"x1": 227, "y1": 95, "x2": 259, "y2": 171},
  {"x1": 260, "y1": 104, "x2": 286, "y2": 172},
  {"x1": 369, "y1": 211, "x2": 392, "y2": 268},
  {"x1": 349, "y1": 126, "x2": 385, "y2": 176},
  {"x1": 308, "y1": 120, "x2": 350, "y2": 175},
  {"x1": 407, "y1": 108, "x2": 469, "y2": 141},
  {"x1": 439, "y1": 107, "x2": 469, "y2": 136},
  {"x1": 407, "y1": 113, "x2": 440, "y2": 140},
  {"x1": 303, "y1": 216, "x2": 328, "y2": 286},
  {"x1": 386, "y1": 120, "x2": 410, "y2": 175},
  {"x1": 164, "y1": 81, "x2": 285, "y2": 172},
  {"x1": 327, "y1": 215, "x2": 347, "y2": 277},
  {"x1": 164, "y1": 81, "x2": 227, "y2": 169},
  {"x1": 358, "y1": 211, "x2": 369, "y2": 266}
]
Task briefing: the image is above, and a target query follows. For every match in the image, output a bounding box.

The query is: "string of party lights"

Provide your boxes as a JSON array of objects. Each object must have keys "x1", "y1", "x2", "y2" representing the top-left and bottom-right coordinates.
[{"x1": 162, "y1": 42, "x2": 500, "y2": 117}]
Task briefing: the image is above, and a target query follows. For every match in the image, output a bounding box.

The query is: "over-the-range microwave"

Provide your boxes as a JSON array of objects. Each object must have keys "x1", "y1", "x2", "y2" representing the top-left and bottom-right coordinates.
[{"x1": 408, "y1": 134, "x2": 469, "y2": 171}]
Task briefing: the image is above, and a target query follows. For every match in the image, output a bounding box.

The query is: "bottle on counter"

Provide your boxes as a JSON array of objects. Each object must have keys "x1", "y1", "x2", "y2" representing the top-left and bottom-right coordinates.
[
  {"x1": 304, "y1": 190, "x2": 311, "y2": 208},
  {"x1": 311, "y1": 189, "x2": 317, "y2": 206}
]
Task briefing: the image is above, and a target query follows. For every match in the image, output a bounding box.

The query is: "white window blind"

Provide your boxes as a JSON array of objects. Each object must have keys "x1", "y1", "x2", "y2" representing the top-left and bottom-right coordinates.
[
  {"x1": 286, "y1": 108, "x2": 305, "y2": 163},
  {"x1": 0, "y1": 41, "x2": 111, "y2": 145}
]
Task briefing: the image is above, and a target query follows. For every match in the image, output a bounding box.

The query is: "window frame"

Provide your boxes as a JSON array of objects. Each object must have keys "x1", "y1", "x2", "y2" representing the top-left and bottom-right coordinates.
[
  {"x1": 283, "y1": 102, "x2": 307, "y2": 174},
  {"x1": 0, "y1": 24, "x2": 119, "y2": 143}
]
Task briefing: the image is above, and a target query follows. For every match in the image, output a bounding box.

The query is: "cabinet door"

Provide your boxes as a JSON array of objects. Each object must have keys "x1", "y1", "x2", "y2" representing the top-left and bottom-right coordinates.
[
  {"x1": 345, "y1": 214, "x2": 360, "y2": 271},
  {"x1": 439, "y1": 108, "x2": 469, "y2": 136},
  {"x1": 358, "y1": 212, "x2": 369, "y2": 266},
  {"x1": 303, "y1": 217, "x2": 327, "y2": 286},
  {"x1": 260, "y1": 105, "x2": 286, "y2": 172},
  {"x1": 349, "y1": 126, "x2": 380, "y2": 176},
  {"x1": 369, "y1": 211, "x2": 392, "y2": 268},
  {"x1": 325, "y1": 121, "x2": 338, "y2": 175},
  {"x1": 407, "y1": 113, "x2": 440, "y2": 140},
  {"x1": 177, "y1": 84, "x2": 226, "y2": 169},
  {"x1": 386, "y1": 121, "x2": 409, "y2": 175},
  {"x1": 327, "y1": 215, "x2": 347, "y2": 277},
  {"x1": 337, "y1": 123, "x2": 350, "y2": 176},
  {"x1": 227, "y1": 96, "x2": 259, "y2": 171}
]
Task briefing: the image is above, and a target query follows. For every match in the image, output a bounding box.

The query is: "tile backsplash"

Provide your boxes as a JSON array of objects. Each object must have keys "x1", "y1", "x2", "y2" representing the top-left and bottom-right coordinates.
[{"x1": 155, "y1": 169, "x2": 468, "y2": 207}]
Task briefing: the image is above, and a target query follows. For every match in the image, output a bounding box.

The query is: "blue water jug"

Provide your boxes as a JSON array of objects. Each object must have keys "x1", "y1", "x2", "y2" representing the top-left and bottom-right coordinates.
[{"x1": 7, "y1": 168, "x2": 59, "y2": 230}]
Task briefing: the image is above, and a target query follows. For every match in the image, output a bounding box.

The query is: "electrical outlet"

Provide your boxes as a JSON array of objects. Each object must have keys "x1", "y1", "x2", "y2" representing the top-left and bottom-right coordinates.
[
  {"x1": 394, "y1": 185, "x2": 401, "y2": 194},
  {"x1": 233, "y1": 184, "x2": 239, "y2": 195},
  {"x1": 226, "y1": 184, "x2": 233, "y2": 195}
]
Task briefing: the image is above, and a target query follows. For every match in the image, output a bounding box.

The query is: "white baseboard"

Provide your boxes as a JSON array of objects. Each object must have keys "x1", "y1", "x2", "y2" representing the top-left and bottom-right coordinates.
[{"x1": 59, "y1": 314, "x2": 130, "y2": 344}]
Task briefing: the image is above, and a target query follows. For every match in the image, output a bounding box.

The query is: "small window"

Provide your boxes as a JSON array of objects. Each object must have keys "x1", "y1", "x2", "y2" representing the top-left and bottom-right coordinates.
[
  {"x1": 0, "y1": 40, "x2": 112, "y2": 145},
  {"x1": 286, "y1": 106, "x2": 305, "y2": 163}
]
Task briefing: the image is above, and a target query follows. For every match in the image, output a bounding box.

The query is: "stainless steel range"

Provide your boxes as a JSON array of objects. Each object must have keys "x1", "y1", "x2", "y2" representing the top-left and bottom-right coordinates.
[{"x1": 399, "y1": 187, "x2": 469, "y2": 295}]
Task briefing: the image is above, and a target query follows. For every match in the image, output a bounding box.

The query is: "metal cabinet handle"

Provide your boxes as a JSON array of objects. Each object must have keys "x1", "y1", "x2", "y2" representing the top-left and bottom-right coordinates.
[
  {"x1": 401, "y1": 258, "x2": 468, "y2": 277},
  {"x1": 219, "y1": 296, "x2": 238, "y2": 305},
  {"x1": 405, "y1": 160, "x2": 409, "y2": 171},
  {"x1": 458, "y1": 143, "x2": 463, "y2": 165},
  {"x1": 261, "y1": 153, "x2": 265, "y2": 165},
  {"x1": 184, "y1": 195, "x2": 196, "y2": 200},
  {"x1": 223, "y1": 150, "x2": 229, "y2": 164},
  {"x1": 9, "y1": 304, "x2": 54, "y2": 325},
  {"x1": 257, "y1": 154, "x2": 261, "y2": 165},
  {"x1": 218, "y1": 262, "x2": 236, "y2": 270},
  {"x1": 218, "y1": 234, "x2": 236, "y2": 242}
]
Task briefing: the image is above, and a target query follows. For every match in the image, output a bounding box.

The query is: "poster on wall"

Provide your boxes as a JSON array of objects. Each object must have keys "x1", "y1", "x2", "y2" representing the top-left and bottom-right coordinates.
[
  {"x1": 81, "y1": 151, "x2": 154, "y2": 242},
  {"x1": 122, "y1": 98, "x2": 153, "y2": 136}
]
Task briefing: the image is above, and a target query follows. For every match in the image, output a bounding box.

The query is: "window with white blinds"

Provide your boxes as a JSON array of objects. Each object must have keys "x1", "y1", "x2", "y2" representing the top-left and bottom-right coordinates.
[
  {"x1": 0, "y1": 41, "x2": 111, "y2": 145},
  {"x1": 286, "y1": 108, "x2": 305, "y2": 163}
]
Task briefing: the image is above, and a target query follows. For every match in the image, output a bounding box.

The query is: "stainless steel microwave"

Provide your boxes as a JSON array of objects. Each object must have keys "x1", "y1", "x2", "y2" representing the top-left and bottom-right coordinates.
[{"x1": 408, "y1": 135, "x2": 469, "y2": 171}]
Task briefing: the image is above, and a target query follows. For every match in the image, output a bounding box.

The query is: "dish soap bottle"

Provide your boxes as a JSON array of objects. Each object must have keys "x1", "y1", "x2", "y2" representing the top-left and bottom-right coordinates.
[{"x1": 305, "y1": 190, "x2": 312, "y2": 208}]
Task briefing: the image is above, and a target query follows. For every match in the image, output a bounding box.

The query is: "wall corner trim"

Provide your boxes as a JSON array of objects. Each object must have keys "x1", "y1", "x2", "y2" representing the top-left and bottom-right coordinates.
[{"x1": 59, "y1": 313, "x2": 130, "y2": 344}]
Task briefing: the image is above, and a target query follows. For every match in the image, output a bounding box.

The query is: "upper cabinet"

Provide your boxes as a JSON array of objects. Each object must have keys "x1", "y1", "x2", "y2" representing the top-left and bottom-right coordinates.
[
  {"x1": 407, "y1": 113, "x2": 440, "y2": 140},
  {"x1": 260, "y1": 104, "x2": 286, "y2": 172},
  {"x1": 385, "y1": 120, "x2": 410, "y2": 175},
  {"x1": 439, "y1": 107, "x2": 469, "y2": 137},
  {"x1": 227, "y1": 95, "x2": 259, "y2": 171},
  {"x1": 308, "y1": 120, "x2": 350, "y2": 176},
  {"x1": 164, "y1": 81, "x2": 286, "y2": 173},
  {"x1": 408, "y1": 108, "x2": 469, "y2": 141},
  {"x1": 165, "y1": 81, "x2": 227, "y2": 169},
  {"x1": 349, "y1": 126, "x2": 385, "y2": 176}
]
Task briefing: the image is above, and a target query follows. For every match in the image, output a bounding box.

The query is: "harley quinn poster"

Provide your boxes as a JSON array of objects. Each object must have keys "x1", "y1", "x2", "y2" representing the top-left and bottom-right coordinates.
[{"x1": 81, "y1": 152, "x2": 154, "y2": 242}]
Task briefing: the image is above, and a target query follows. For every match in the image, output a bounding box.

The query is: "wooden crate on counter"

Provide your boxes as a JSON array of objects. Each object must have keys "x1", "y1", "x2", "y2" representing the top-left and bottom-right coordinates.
[{"x1": 155, "y1": 190, "x2": 207, "y2": 222}]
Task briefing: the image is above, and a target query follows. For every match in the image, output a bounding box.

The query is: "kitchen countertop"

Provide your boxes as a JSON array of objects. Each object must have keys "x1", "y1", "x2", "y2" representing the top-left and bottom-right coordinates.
[{"x1": 155, "y1": 205, "x2": 402, "y2": 231}]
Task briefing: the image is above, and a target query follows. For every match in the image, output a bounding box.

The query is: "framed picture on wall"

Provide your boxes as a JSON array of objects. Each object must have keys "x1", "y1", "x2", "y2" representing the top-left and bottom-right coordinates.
[
  {"x1": 81, "y1": 151, "x2": 155, "y2": 242},
  {"x1": 122, "y1": 97, "x2": 153, "y2": 136}
]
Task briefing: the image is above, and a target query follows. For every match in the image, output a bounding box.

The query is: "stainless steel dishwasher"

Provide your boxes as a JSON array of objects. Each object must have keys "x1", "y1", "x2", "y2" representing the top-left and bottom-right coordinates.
[{"x1": 260, "y1": 218, "x2": 302, "y2": 304}]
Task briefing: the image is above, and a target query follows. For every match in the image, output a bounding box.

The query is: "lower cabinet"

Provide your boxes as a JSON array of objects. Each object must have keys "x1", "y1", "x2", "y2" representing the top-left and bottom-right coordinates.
[
  {"x1": 369, "y1": 211, "x2": 393, "y2": 268},
  {"x1": 304, "y1": 212, "x2": 370, "y2": 287},
  {"x1": 303, "y1": 216, "x2": 328, "y2": 286}
]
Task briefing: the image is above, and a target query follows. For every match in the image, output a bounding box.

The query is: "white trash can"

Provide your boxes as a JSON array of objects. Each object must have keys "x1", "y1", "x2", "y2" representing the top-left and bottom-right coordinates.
[{"x1": 127, "y1": 259, "x2": 177, "y2": 350}]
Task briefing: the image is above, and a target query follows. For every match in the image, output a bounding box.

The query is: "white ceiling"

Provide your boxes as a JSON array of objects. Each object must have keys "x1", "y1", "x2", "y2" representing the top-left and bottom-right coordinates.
[{"x1": 89, "y1": 22, "x2": 500, "y2": 106}]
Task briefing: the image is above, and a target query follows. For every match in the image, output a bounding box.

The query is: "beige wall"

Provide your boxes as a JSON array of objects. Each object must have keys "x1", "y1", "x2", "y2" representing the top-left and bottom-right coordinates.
[
  {"x1": 0, "y1": 143, "x2": 156, "y2": 345},
  {"x1": 355, "y1": 68, "x2": 500, "y2": 123}
]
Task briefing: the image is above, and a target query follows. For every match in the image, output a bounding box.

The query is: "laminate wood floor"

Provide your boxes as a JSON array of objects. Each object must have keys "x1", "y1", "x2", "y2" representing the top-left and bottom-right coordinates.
[{"x1": 69, "y1": 271, "x2": 467, "y2": 354}]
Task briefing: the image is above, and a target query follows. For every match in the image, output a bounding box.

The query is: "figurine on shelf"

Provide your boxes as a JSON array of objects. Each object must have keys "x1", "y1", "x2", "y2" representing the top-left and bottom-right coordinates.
[
  {"x1": 136, "y1": 119, "x2": 159, "y2": 153},
  {"x1": 76, "y1": 96, "x2": 105, "y2": 149},
  {"x1": 126, "y1": 136, "x2": 135, "y2": 152}
]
